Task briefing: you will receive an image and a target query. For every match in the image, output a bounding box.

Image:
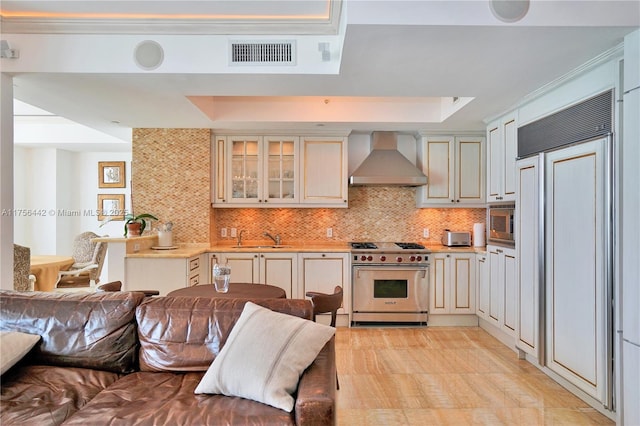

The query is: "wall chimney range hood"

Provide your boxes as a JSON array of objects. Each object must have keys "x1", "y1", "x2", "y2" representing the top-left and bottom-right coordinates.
[{"x1": 349, "y1": 132, "x2": 428, "y2": 186}]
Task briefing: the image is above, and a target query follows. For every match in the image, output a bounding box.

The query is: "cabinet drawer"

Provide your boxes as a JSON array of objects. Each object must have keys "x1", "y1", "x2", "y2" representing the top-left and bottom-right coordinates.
[
  {"x1": 189, "y1": 274, "x2": 200, "y2": 287},
  {"x1": 189, "y1": 257, "x2": 200, "y2": 272}
]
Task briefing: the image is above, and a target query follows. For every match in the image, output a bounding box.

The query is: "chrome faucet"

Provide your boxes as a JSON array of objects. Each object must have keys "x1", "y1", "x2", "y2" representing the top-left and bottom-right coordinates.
[
  {"x1": 237, "y1": 230, "x2": 246, "y2": 246},
  {"x1": 263, "y1": 232, "x2": 281, "y2": 246}
]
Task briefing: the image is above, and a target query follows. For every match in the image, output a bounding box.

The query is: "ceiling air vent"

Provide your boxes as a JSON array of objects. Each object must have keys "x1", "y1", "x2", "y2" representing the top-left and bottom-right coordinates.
[{"x1": 230, "y1": 41, "x2": 296, "y2": 65}]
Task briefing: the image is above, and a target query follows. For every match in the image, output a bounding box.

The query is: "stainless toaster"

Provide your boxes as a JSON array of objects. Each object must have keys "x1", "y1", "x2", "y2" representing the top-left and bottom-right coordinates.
[{"x1": 441, "y1": 230, "x2": 471, "y2": 247}]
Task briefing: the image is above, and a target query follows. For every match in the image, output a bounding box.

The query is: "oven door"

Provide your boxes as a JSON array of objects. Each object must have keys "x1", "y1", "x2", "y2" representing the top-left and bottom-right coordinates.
[{"x1": 352, "y1": 265, "x2": 429, "y2": 314}]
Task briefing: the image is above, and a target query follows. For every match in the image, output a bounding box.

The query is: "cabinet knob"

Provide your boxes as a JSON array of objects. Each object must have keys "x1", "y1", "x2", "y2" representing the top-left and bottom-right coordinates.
[
  {"x1": 264, "y1": 199, "x2": 268, "y2": 203},
  {"x1": 322, "y1": 254, "x2": 326, "y2": 257}
]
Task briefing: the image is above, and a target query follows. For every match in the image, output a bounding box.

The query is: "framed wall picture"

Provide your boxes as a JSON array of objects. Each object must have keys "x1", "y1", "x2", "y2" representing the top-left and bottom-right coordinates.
[
  {"x1": 97, "y1": 194, "x2": 125, "y2": 221},
  {"x1": 98, "y1": 161, "x2": 126, "y2": 188}
]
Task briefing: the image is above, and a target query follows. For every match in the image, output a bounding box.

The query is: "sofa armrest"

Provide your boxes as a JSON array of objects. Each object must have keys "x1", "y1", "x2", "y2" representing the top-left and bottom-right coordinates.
[{"x1": 294, "y1": 336, "x2": 336, "y2": 426}]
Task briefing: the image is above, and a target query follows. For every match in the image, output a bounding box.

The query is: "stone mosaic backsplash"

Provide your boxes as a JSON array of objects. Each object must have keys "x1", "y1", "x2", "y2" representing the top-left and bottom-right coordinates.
[{"x1": 214, "y1": 186, "x2": 486, "y2": 245}]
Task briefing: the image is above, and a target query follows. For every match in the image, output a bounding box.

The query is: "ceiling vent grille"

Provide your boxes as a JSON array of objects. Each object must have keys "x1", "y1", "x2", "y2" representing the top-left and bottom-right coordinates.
[{"x1": 230, "y1": 41, "x2": 296, "y2": 65}]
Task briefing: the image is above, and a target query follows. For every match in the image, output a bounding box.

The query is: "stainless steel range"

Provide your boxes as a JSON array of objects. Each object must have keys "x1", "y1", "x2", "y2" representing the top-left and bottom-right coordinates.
[{"x1": 351, "y1": 242, "x2": 430, "y2": 324}]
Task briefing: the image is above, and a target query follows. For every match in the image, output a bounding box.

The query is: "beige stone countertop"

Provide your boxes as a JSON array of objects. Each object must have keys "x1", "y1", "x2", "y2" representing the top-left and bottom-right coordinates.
[
  {"x1": 126, "y1": 243, "x2": 210, "y2": 258},
  {"x1": 126, "y1": 242, "x2": 486, "y2": 258},
  {"x1": 424, "y1": 244, "x2": 487, "y2": 254},
  {"x1": 126, "y1": 242, "x2": 352, "y2": 258},
  {"x1": 209, "y1": 241, "x2": 352, "y2": 253}
]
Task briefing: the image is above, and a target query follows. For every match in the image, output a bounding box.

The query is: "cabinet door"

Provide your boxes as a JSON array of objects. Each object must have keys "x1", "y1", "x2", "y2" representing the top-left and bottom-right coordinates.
[
  {"x1": 502, "y1": 118, "x2": 517, "y2": 201},
  {"x1": 212, "y1": 136, "x2": 228, "y2": 204},
  {"x1": 214, "y1": 252, "x2": 259, "y2": 283},
  {"x1": 487, "y1": 114, "x2": 517, "y2": 203},
  {"x1": 502, "y1": 249, "x2": 517, "y2": 335},
  {"x1": 455, "y1": 137, "x2": 484, "y2": 205},
  {"x1": 451, "y1": 253, "x2": 476, "y2": 313},
  {"x1": 516, "y1": 156, "x2": 539, "y2": 356},
  {"x1": 430, "y1": 253, "x2": 449, "y2": 314},
  {"x1": 418, "y1": 136, "x2": 454, "y2": 204},
  {"x1": 299, "y1": 253, "x2": 350, "y2": 315},
  {"x1": 300, "y1": 137, "x2": 348, "y2": 206},
  {"x1": 545, "y1": 138, "x2": 609, "y2": 403},
  {"x1": 227, "y1": 136, "x2": 262, "y2": 204},
  {"x1": 259, "y1": 253, "x2": 297, "y2": 298},
  {"x1": 263, "y1": 136, "x2": 298, "y2": 204},
  {"x1": 488, "y1": 248, "x2": 502, "y2": 328},
  {"x1": 487, "y1": 123, "x2": 502, "y2": 202},
  {"x1": 476, "y1": 253, "x2": 489, "y2": 319}
]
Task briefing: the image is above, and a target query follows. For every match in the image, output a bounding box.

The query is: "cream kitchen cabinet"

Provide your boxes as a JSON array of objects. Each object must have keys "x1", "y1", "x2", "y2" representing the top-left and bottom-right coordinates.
[
  {"x1": 125, "y1": 254, "x2": 203, "y2": 296},
  {"x1": 299, "y1": 136, "x2": 348, "y2": 207},
  {"x1": 430, "y1": 252, "x2": 476, "y2": 314},
  {"x1": 476, "y1": 252, "x2": 490, "y2": 320},
  {"x1": 209, "y1": 252, "x2": 297, "y2": 298},
  {"x1": 212, "y1": 134, "x2": 348, "y2": 207},
  {"x1": 416, "y1": 135, "x2": 485, "y2": 207},
  {"x1": 515, "y1": 156, "x2": 540, "y2": 359},
  {"x1": 487, "y1": 244, "x2": 517, "y2": 336},
  {"x1": 298, "y1": 252, "x2": 350, "y2": 324},
  {"x1": 212, "y1": 135, "x2": 299, "y2": 206},
  {"x1": 486, "y1": 113, "x2": 517, "y2": 203}
]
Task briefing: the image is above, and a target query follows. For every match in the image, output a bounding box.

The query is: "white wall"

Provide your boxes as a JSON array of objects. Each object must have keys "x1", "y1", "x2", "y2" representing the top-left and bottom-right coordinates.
[{"x1": 13, "y1": 148, "x2": 132, "y2": 282}]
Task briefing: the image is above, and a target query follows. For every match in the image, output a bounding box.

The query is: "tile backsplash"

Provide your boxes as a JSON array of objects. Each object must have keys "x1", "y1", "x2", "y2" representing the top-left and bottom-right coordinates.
[{"x1": 214, "y1": 186, "x2": 485, "y2": 244}]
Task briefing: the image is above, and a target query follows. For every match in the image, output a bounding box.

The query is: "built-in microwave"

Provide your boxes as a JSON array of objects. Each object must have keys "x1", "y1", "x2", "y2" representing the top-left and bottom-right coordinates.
[{"x1": 488, "y1": 205, "x2": 515, "y2": 246}]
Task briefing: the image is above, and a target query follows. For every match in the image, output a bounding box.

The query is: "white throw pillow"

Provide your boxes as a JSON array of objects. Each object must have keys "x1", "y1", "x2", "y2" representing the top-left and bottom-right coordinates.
[
  {"x1": 194, "y1": 301, "x2": 335, "y2": 412},
  {"x1": 0, "y1": 331, "x2": 41, "y2": 375}
]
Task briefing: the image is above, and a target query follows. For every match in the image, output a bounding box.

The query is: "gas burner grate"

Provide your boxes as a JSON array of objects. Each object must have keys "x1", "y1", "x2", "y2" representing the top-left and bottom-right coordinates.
[
  {"x1": 395, "y1": 242, "x2": 425, "y2": 250},
  {"x1": 351, "y1": 242, "x2": 378, "y2": 250}
]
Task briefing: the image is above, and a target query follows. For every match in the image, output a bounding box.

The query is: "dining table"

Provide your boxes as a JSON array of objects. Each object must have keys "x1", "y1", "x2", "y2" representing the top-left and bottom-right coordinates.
[
  {"x1": 166, "y1": 283, "x2": 286, "y2": 299},
  {"x1": 30, "y1": 255, "x2": 75, "y2": 292}
]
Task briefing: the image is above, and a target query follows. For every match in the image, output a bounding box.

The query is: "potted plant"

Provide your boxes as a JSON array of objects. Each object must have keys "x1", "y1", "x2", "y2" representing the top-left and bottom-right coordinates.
[{"x1": 124, "y1": 213, "x2": 158, "y2": 237}]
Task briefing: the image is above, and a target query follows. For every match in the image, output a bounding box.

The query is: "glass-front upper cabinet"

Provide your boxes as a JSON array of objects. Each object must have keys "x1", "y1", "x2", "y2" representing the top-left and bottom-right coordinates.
[
  {"x1": 265, "y1": 136, "x2": 298, "y2": 204},
  {"x1": 213, "y1": 135, "x2": 299, "y2": 206},
  {"x1": 230, "y1": 137, "x2": 261, "y2": 203}
]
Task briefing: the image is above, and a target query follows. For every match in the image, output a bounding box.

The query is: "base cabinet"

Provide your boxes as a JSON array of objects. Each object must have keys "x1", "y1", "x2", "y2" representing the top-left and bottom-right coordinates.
[
  {"x1": 125, "y1": 254, "x2": 203, "y2": 296},
  {"x1": 430, "y1": 253, "x2": 476, "y2": 314},
  {"x1": 486, "y1": 245, "x2": 517, "y2": 336},
  {"x1": 209, "y1": 252, "x2": 296, "y2": 298},
  {"x1": 298, "y1": 253, "x2": 350, "y2": 325}
]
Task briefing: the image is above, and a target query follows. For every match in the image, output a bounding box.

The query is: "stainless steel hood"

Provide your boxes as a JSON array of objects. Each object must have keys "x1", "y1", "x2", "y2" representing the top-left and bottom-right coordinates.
[{"x1": 349, "y1": 132, "x2": 428, "y2": 186}]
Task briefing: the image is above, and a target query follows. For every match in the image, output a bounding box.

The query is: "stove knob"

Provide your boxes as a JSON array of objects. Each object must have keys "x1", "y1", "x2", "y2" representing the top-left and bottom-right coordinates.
[
  {"x1": 380, "y1": 255, "x2": 386, "y2": 262},
  {"x1": 410, "y1": 255, "x2": 416, "y2": 262},
  {"x1": 396, "y1": 257, "x2": 403, "y2": 262},
  {"x1": 417, "y1": 255, "x2": 422, "y2": 261},
  {"x1": 367, "y1": 255, "x2": 373, "y2": 261},
  {"x1": 360, "y1": 255, "x2": 367, "y2": 261}
]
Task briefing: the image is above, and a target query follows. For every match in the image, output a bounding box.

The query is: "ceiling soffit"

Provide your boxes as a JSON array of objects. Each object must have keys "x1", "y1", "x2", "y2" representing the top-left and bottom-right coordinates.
[{"x1": 0, "y1": 0, "x2": 342, "y2": 35}]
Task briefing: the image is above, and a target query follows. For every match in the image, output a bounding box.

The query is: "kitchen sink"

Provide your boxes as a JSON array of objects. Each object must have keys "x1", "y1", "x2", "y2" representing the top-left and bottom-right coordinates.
[{"x1": 231, "y1": 245, "x2": 292, "y2": 249}]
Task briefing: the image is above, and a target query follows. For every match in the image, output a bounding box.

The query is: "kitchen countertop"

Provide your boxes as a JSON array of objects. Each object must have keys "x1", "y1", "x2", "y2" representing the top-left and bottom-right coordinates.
[{"x1": 125, "y1": 241, "x2": 486, "y2": 258}]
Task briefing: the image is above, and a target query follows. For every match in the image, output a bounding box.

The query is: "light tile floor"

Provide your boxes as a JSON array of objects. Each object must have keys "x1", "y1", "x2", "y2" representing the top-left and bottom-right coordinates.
[{"x1": 335, "y1": 327, "x2": 614, "y2": 425}]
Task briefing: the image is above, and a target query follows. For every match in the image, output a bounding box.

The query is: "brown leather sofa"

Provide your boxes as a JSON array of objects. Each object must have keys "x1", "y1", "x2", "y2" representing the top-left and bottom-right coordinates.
[{"x1": 0, "y1": 290, "x2": 336, "y2": 426}]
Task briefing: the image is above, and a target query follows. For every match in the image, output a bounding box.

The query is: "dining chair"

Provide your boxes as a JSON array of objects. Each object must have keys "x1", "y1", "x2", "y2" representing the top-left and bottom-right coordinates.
[
  {"x1": 305, "y1": 285, "x2": 343, "y2": 390},
  {"x1": 305, "y1": 285, "x2": 343, "y2": 327},
  {"x1": 55, "y1": 232, "x2": 107, "y2": 290},
  {"x1": 96, "y1": 280, "x2": 123, "y2": 292}
]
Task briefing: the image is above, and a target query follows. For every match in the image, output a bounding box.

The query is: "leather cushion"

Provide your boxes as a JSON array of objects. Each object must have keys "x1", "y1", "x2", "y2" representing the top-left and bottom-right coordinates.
[
  {"x1": 136, "y1": 297, "x2": 313, "y2": 372},
  {"x1": 0, "y1": 290, "x2": 145, "y2": 373},
  {"x1": 61, "y1": 371, "x2": 296, "y2": 426}
]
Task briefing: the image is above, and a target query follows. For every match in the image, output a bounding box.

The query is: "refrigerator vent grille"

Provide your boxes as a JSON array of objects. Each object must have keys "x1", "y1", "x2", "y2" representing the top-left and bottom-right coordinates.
[
  {"x1": 230, "y1": 41, "x2": 295, "y2": 65},
  {"x1": 517, "y1": 90, "x2": 612, "y2": 158}
]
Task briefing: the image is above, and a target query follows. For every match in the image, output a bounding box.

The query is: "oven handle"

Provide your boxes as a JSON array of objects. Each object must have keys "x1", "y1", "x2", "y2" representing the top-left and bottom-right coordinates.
[{"x1": 354, "y1": 266, "x2": 429, "y2": 279}]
